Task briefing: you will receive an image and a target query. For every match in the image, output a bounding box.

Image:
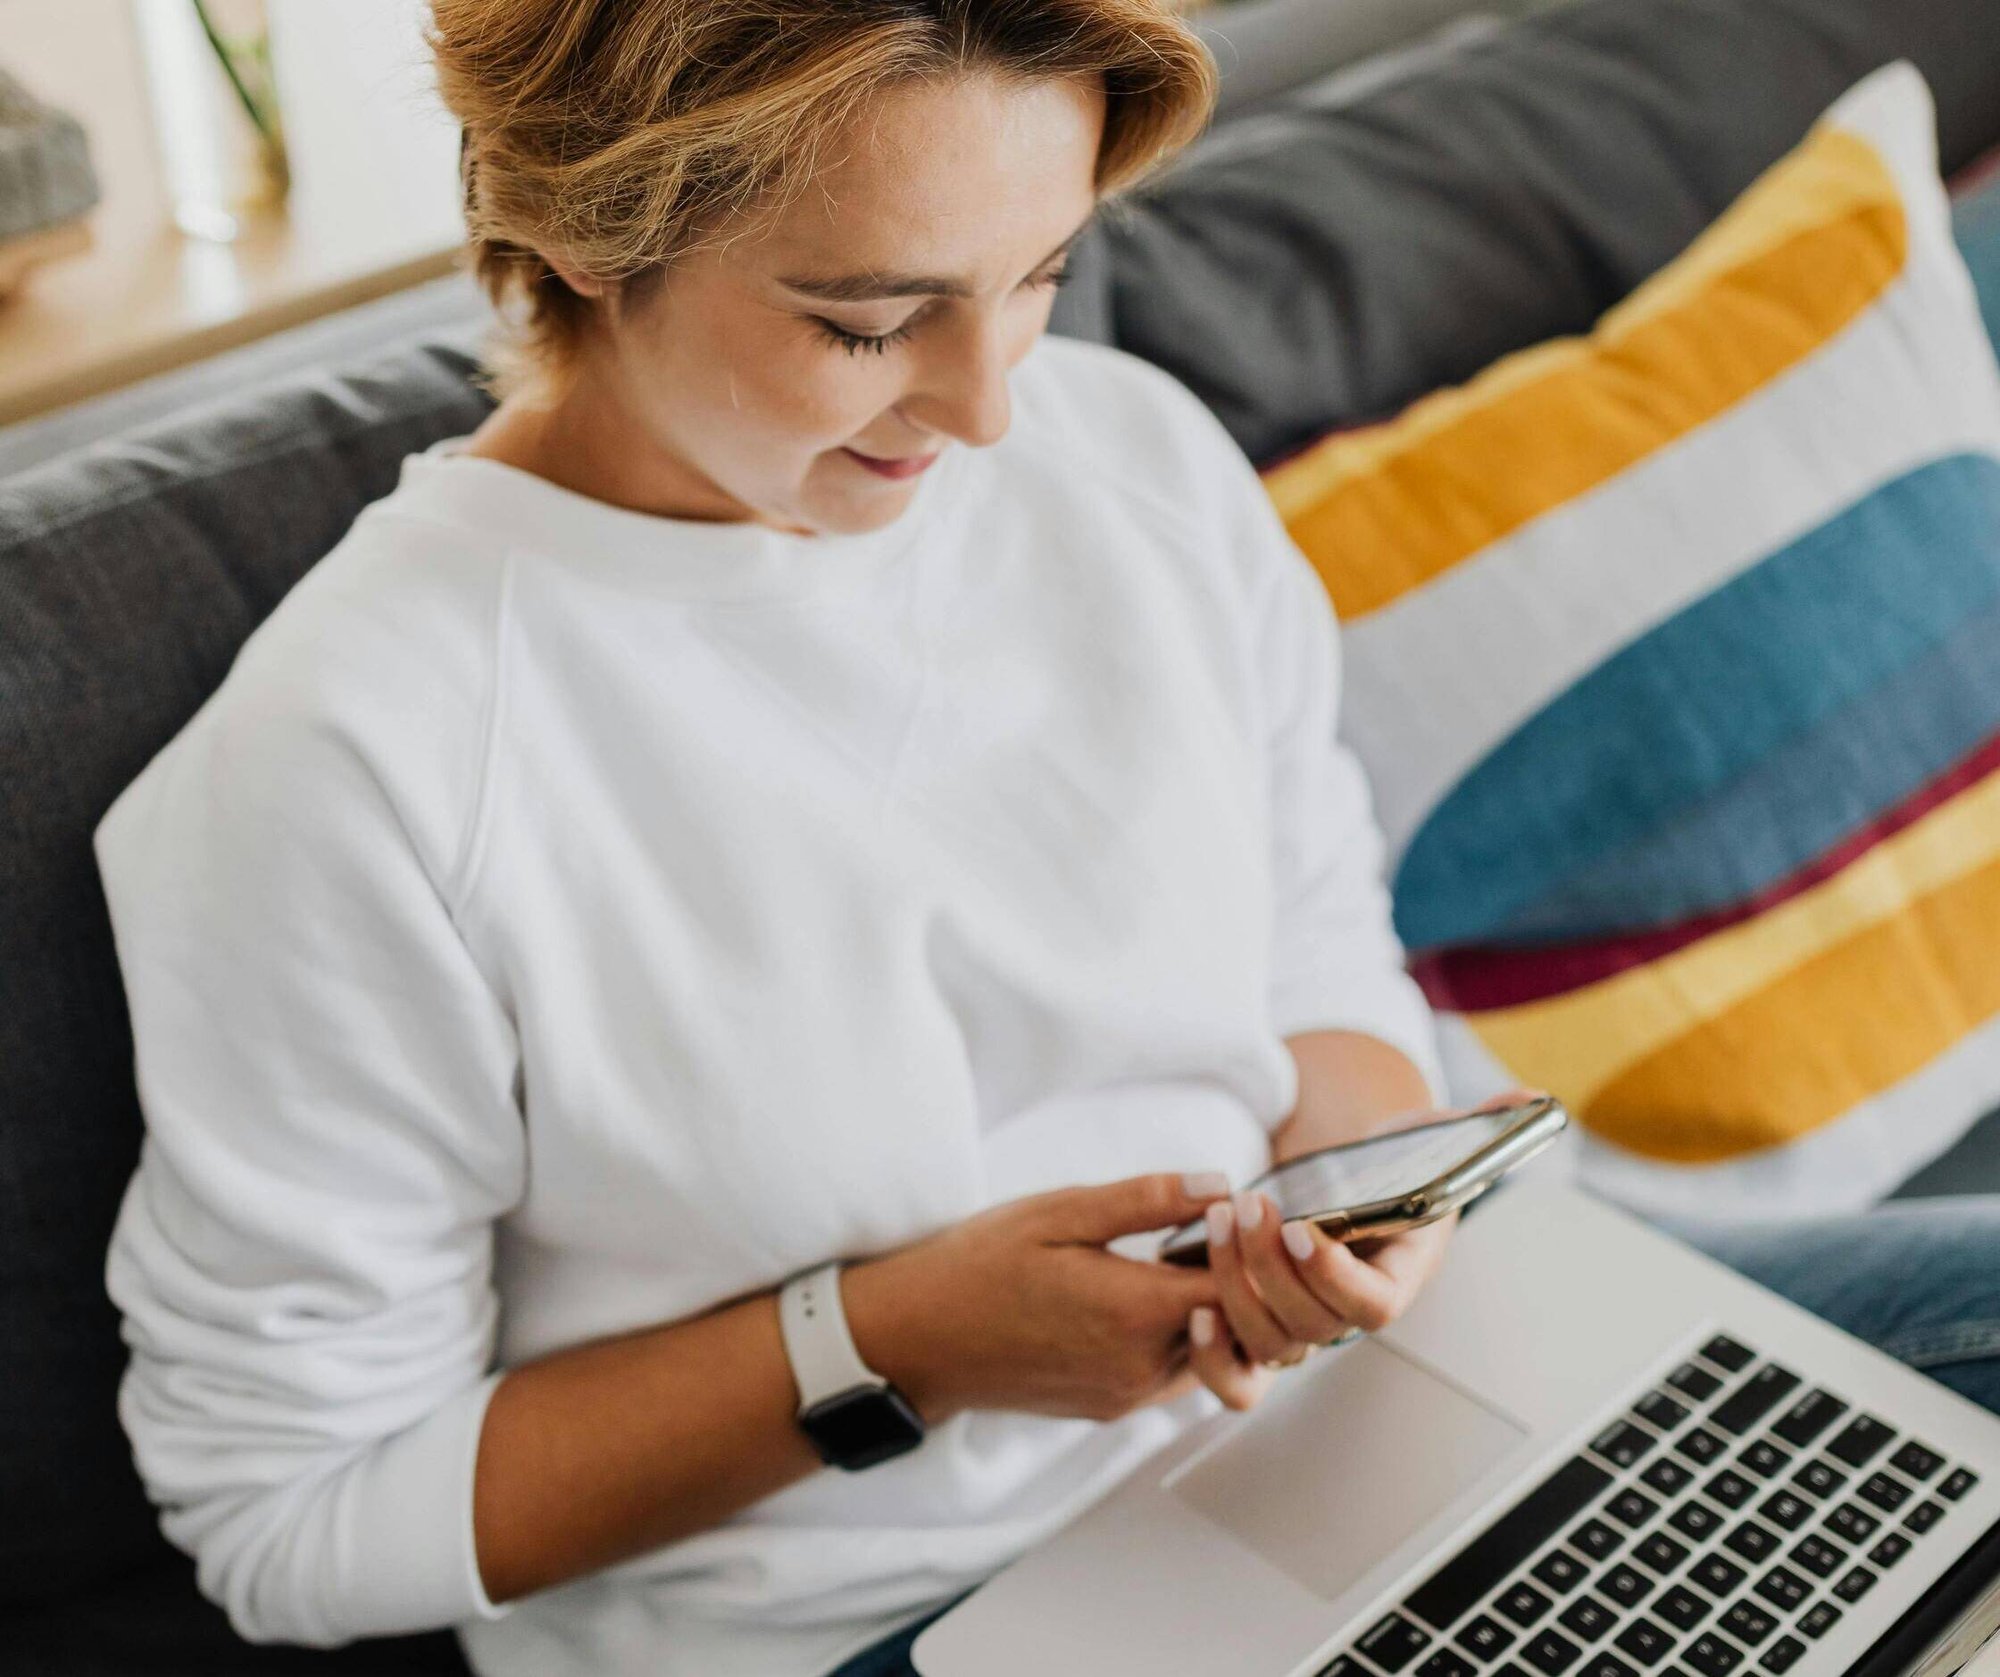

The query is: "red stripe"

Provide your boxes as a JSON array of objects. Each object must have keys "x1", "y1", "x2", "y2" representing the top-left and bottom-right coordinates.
[{"x1": 1412, "y1": 729, "x2": 2000, "y2": 1014}]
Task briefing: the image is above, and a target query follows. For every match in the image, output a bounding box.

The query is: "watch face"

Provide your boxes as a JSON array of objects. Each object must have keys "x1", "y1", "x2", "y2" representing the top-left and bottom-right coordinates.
[{"x1": 801, "y1": 1384, "x2": 926, "y2": 1470}]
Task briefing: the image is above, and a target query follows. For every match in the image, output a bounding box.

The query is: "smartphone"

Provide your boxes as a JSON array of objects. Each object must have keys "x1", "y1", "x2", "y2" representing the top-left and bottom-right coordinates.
[{"x1": 1154, "y1": 1095, "x2": 1568, "y2": 1267}]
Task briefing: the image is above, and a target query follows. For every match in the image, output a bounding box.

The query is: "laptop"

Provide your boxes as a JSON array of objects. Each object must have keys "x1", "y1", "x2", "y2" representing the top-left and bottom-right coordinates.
[{"x1": 912, "y1": 1176, "x2": 2000, "y2": 1677}]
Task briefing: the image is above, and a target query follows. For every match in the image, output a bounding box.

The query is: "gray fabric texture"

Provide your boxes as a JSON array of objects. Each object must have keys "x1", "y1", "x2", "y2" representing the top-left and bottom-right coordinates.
[
  {"x1": 3, "y1": 0, "x2": 1999, "y2": 1670},
  {"x1": 1098, "y1": 0, "x2": 2000, "y2": 465}
]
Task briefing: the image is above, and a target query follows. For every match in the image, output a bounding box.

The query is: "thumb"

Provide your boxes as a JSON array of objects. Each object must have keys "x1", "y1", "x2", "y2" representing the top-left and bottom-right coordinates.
[{"x1": 1033, "y1": 1170, "x2": 1232, "y2": 1245}]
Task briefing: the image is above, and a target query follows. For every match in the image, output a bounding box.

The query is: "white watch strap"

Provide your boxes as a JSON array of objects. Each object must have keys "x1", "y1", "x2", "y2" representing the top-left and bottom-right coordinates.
[{"x1": 778, "y1": 1261, "x2": 885, "y2": 1411}]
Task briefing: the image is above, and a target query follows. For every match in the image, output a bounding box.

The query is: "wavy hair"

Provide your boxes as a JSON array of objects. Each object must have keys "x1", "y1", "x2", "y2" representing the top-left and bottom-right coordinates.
[{"x1": 428, "y1": 0, "x2": 1217, "y2": 405}]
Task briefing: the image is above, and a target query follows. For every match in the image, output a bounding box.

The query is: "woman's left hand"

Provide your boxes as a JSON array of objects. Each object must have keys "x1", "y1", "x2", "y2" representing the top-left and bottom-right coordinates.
[{"x1": 1184, "y1": 1190, "x2": 1459, "y2": 1411}]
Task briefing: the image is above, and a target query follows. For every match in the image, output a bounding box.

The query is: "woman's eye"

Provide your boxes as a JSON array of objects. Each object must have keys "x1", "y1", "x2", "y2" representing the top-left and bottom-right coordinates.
[{"x1": 812, "y1": 264, "x2": 1074, "y2": 356}]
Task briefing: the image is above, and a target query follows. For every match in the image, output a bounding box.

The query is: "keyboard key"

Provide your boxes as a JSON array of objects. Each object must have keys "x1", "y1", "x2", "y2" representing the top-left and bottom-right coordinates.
[
  {"x1": 1635, "y1": 1532, "x2": 1693, "y2": 1576},
  {"x1": 1799, "y1": 1602, "x2": 1843, "y2": 1640},
  {"x1": 1771, "y1": 1390, "x2": 1847, "y2": 1449},
  {"x1": 1705, "y1": 1470, "x2": 1756, "y2": 1510},
  {"x1": 1690, "y1": 1555, "x2": 1748, "y2": 1598},
  {"x1": 1684, "y1": 1633, "x2": 1745, "y2": 1677},
  {"x1": 1833, "y1": 1566, "x2": 1878, "y2": 1603},
  {"x1": 1738, "y1": 1441, "x2": 1793, "y2": 1480},
  {"x1": 1756, "y1": 1492, "x2": 1811, "y2": 1532},
  {"x1": 1610, "y1": 1489, "x2": 1662, "y2": 1529},
  {"x1": 1857, "y1": 1471, "x2": 1911, "y2": 1514},
  {"x1": 1791, "y1": 1460, "x2": 1847, "y2": 1501},
  {"x1": 1722, "y1": 1601, "x2": 1779, "y2": 1647},
  {"x1": 1669, "y1": 1364, "x2": 1724, "y2": 1404},
  {"x1": 1615, "y1": 1620, "x2": 1675, "y2": 1668},
  {"x1": 1677, "y1": 1428, "x2": 1728, "y2": 1466},
  {"x1": 1523, "y1": 1629, "x2": 1584, "y2": 1675},
  {"x1": 1462, "y1": 1616, "x2": 1519, "y2": 1659},
  {"x1": 1713, "y1": 1366, "x2": 1802, "y2": 1436},
  {"x1": 1825, "y1": 1416, "x2": 1895, "y2": 1469},
  {"x1": 1654, "y1": 1584, "x2": 1712, "y2": 1632},
  {"x1": 1869, "y1": 1532, "x2": 1912, "y2": 1568},
  {"x1": 1595, "y1": 1422, "x2": 1662, "y2": 1470},
  {"x1": 1759, "y1": 1635, "x2": 1807, "y2": 1674},
  {"x1": 1723, "y1": 1521, "x2": 1780, "y2": 1563},
  {"x1": 1645, "y1": 1458, "x2": 1698, "y2": 1498},
  {"x1": 1559, "y1": 1598, "x2": 1616, "y2": 1645},
  {"x1": 1319, "y1": 1658, "x2": 1366, "y2": 1677},
  {"x1": 1406, "y1": 1456, "x2": 1614, "y2": 1632},
  {"x1": 1418, "y1": 1649, "x2": 1480, "y2": 1677},
  {"x1": 1904, "y1": 1500, "x2": 1945, "y2": 1535},
  {"x1": 1938, "y1": 1467, "x2": 1979, "y2": 1501},
  {"x1": 1889, "y1": 1442, "x2": 1944, "y2": 1482},
  {"x1": 1361, "y1": 1614, "x2": 1433, "y2": 1672},
  {"x1": 1788, "y1": 1535, "x2": 1844, "y2": 1578},
  {"x1": 1602, "y1": 1564, "x2": 1655, "y2": 1609},
  {"x1": 1573, "y1": 1519, "x2": 1624, "y2": 1561},
  {"x1": 1753, "y1": 1567, "x2": 1810, "y2": 1612},
  {"x1": 1703, "y1": 1336, "x2": 1757, "y2": 1373},
  {"x1": 1669, "y1": 1502, "x2": 1723, "y2": 1542},
  {"x1": 1637, "y1": 1392, "x2": 1694, "y2": 1432},
  {"x1": 1826, "y1": 1503, "x2": 1880, "y2": 1544},
  {"x1": 1535, "y1": 1551, "x2": 1591, "y2": 1596},
  {"x1": 1499, "y1": 1583, "x2": 1558, "y2": 1629},
  {"x1": 1581, "y1": 1656, "x2": 1640, "y2": 1677}
]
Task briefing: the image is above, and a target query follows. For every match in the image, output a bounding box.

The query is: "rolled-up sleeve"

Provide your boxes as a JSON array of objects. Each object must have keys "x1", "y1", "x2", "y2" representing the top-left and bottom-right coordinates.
[
  {"x1": 95, "y1": 668, "x2": 525, "y2": 1647},
  {"x1": 1233, "y1": 458, "x2": 1448, "y2": 1106}
]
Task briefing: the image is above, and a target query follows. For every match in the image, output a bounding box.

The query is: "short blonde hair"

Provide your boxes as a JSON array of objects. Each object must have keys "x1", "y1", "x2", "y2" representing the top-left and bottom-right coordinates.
[{"x1": 428, "y1": 0, "x2": 1217, "y2": 406}]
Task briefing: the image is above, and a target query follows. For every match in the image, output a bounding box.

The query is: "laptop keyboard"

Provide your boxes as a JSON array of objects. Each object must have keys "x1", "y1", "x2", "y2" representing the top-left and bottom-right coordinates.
[{"x1": 1316, "y1": 1334, "x2": 1982, "y2": 1677}]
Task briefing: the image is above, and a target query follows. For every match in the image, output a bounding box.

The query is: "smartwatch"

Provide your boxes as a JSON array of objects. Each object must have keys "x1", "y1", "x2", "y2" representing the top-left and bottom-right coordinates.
[{"x1": 777, "y1": 1261, "x2": 926, "y2": 1470}]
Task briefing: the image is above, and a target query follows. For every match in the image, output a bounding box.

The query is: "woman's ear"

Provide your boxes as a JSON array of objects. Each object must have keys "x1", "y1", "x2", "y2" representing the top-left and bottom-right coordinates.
[{"x1": 544, "y1": 253, "x2": 608, "y2": 299}]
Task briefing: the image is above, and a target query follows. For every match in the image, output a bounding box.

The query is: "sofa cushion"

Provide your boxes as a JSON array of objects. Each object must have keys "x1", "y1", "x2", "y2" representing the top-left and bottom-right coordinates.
[
  {"x1": 1100, "y1": 0, "x2": 2000, "y2": 467},
  {"x1": 1260, "y1": 63, "x2": 2000, "y2": 1221},
  {"x1": 0, "y1": 334, "x2": 491, "y2": 1662}
]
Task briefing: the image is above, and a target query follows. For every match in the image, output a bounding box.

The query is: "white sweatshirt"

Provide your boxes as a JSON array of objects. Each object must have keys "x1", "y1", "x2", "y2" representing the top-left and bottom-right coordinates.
[{"x1": 95, "y1": 332, "x2": 1442, "y2": 1677}]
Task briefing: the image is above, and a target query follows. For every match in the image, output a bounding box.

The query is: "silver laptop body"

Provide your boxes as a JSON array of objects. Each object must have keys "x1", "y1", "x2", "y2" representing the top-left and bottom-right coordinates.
[{"x1": 914, "y1": 1178, "x2": 2000, "y2": 1677}]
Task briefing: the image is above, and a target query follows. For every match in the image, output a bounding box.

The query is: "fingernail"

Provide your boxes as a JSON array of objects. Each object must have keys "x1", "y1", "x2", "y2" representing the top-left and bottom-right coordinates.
[
  {"x1": 1206, "y1": 1199, "x2": 1234, "y2": 1244},
  {"x1": 1182, "y1": 1170, "x2": 1229, "y2": 1199},
  {"x1": 1234, "y1": 1190, "x2": 1262, "y2": 1230},
  {"x1": 1190, "y1": 1306, "x2": 1216, "y2": 1347},
  {"x1": 1283, "y1": 1220, "x2": 1315, "y2": 1261}
]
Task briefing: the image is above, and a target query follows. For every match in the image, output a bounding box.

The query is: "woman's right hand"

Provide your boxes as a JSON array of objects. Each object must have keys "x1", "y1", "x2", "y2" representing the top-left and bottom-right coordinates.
[{"x1": 840, "y1": 1171, "x2": 1237, "y2": 1426}]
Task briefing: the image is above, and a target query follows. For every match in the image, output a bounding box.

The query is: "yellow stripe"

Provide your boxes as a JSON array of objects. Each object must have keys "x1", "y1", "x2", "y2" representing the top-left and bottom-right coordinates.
[
  {"x1": 1586, "y1": 855, "x2": 2000, "y2": 1163},
  {"x1": 1465, "y1": 764, "x2": 2000, "y2": 1160},
  {"x1": 1264, "y1": 126, "x2": 1908, "y2": 620}
]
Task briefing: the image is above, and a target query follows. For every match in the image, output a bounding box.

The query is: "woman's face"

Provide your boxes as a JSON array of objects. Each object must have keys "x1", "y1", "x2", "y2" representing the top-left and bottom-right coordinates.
[{"x1": 557, "y1": 70, "x2": 1107, "y2": 537}]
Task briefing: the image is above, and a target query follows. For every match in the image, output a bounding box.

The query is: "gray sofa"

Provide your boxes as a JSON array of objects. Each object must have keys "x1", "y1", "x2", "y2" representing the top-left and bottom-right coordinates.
[{"x1": 4, "y1": 0, "x2": 1998, "y2": 1671}]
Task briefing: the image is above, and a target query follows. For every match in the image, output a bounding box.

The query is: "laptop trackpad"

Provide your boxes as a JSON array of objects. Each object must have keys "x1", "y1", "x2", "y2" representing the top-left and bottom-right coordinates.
[{"x1": 1166, "y1": 1337, "x2": 1528, "y2": 1602}]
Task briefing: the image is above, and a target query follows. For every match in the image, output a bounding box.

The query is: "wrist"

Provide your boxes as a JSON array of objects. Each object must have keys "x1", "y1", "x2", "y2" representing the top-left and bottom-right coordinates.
[{"x1": 840, "y1": 1249, "x2": 962, "y2": 1427}]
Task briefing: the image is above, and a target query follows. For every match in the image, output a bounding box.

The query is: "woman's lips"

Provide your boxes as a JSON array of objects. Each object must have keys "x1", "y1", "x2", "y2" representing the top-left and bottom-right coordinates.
[{"x1": 841, "y1": 446, "x2": 940, "y2": 480}]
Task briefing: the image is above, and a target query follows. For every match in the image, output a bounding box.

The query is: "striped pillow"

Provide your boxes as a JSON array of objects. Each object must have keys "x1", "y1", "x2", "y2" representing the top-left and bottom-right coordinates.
[{"x1": 1261, "y1": 62, "x2": 2000, "y2": 1220}]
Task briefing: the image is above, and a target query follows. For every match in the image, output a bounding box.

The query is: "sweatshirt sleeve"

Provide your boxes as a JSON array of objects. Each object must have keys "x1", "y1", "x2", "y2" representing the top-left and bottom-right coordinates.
[
  {"x1": 94, "y1": 609, "x2": 526, "y2": 1646},
  {"x1": 1228, "y1": 446, "x2": 1449, "y2": 1107}
]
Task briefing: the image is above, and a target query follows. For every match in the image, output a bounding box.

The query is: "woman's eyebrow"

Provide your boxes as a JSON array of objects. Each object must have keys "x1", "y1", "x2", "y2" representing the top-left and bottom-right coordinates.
[{"x1": 776, "y1": 214, "x2": 1092, "y2": 302}]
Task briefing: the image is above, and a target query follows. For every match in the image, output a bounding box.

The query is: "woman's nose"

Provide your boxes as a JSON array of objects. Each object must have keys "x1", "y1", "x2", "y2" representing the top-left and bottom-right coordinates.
[{"x1": 908, "y1": 315, "x2": 1014, "y2": 450}]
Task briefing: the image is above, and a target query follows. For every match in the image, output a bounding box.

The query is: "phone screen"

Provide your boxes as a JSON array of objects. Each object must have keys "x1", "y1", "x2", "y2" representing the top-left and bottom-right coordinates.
[{"x1": 1252, "y1": 1110, "x2": 1516, "y2": 1223}]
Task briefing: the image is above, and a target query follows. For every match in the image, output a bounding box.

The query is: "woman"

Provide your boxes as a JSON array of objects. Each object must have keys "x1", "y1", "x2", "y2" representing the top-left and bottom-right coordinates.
[{"x1": 91, "y1": 4, "x2": 2000, "y2": 1677}]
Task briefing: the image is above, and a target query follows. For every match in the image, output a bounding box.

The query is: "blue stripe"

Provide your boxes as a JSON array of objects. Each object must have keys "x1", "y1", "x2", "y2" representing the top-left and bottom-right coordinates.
[{"x1": 1394, "y1": 453, "x2": 2000, "y2": 953}]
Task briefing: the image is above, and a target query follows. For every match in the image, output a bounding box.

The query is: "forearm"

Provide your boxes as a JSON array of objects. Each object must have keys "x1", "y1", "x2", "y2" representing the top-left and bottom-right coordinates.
[
  {"x1": 1270, "y1": 1029, "x2": 1434, "y2": 1166},
  {"x1": 470, "y1": 1255, "x2": 947, "y2": 1605}
]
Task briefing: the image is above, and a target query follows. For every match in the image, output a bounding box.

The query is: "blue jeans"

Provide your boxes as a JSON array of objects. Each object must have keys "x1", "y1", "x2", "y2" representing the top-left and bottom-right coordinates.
[{"x1": 821, "y1": 1194, "x2": 2000, "y2": 1677}]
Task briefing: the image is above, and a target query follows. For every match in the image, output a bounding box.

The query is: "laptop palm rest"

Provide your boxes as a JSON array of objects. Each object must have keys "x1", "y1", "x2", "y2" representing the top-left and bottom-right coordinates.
[{"x1": 1164, "y1": 1337, "x2": 1528, "y2": 1602}]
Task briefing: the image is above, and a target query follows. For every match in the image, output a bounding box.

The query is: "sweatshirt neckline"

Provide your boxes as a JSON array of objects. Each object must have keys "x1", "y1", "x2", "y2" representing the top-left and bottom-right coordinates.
[{"x1": 393, "y1": 435, "x2": 964, "y2": 603}]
